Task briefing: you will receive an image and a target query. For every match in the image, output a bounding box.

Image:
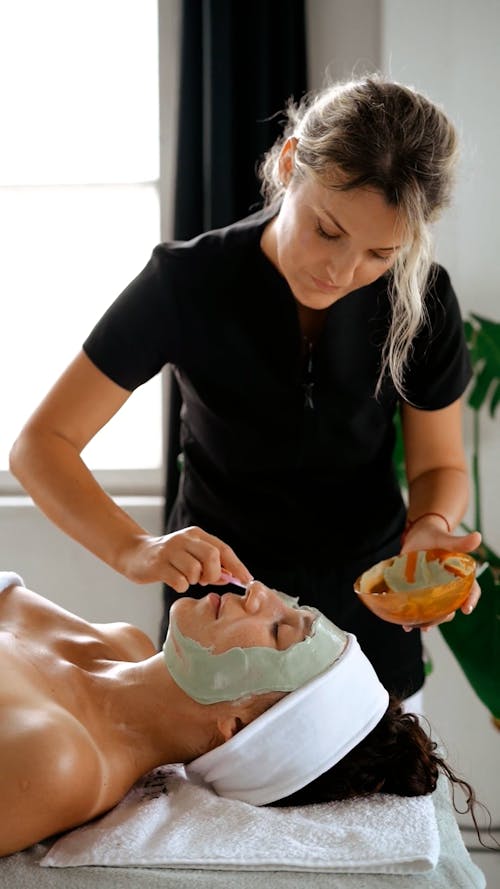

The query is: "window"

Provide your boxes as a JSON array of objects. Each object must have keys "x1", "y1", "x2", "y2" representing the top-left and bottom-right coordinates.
[{"x1": 0, "y1": 0, "x2": 170, "y2": 493}]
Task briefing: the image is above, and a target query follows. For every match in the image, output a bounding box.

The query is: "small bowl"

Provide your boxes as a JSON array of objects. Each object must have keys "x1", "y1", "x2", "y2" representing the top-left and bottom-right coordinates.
[{"x1": 354, "y1": 549, "x2": 476, "y2": 627}]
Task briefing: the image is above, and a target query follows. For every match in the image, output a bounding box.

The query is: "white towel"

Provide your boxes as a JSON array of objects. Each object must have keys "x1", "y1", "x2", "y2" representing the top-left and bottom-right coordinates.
[{"x1": 41, "y1": 765, "x2": 440, "y2": 874}]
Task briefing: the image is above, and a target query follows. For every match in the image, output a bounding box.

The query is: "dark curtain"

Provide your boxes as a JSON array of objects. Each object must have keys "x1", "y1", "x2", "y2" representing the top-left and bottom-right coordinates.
[{"x1": 165, "y1": 0, "x2": 308, "y2": 523}]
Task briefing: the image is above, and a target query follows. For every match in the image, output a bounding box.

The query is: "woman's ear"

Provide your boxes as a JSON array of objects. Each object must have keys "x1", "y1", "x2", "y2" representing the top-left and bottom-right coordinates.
[
  {"x1": 278, "y1": 136, "x2": 298, "y2": 186},
  {"x1": 216, "y1": 715, "x2": 245, "y2": 742}
]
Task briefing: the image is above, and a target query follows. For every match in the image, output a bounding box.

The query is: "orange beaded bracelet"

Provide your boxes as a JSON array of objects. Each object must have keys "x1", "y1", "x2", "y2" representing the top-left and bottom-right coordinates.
[{"x1": 401, "y1": 511, "x2": 451, "y2": 545}]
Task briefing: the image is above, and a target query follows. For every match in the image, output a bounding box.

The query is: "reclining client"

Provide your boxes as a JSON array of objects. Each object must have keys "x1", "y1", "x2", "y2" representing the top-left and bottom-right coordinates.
[{"x1": 0, "y1": 571, "x2": 476, "y2": 857}]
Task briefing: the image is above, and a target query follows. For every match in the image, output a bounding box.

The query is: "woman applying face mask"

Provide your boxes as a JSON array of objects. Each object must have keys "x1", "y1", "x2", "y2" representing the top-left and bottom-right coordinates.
[
  {"x1": 10, "y1": 76, "x2": 482, "y2": 709},
  {"x1": 0, "y1": 572, "x2": 480, "y2": 857}
]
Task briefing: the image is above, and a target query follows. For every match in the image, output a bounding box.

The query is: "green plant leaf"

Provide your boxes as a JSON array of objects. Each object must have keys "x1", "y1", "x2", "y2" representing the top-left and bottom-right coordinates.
[
  {"x1": 439, "y1": 564, "x2": 500, "y2": 719},
  {"x1": 468, "y1": 363, "x2": 492, "y2": 412},
  {"x1": 461, "y1": 529, "x2": 500, "y2": 569},
  {"x1": 463, "y1": 319, "x2": 473, "y2": 342},
  {"x1": 392, "y1": 406, "x2": 407, "y2": 492},
  {"x1": 466, "y1": 314, "x2": 500, "y2": 416},
  {"x1": 489, "y1": 380, "x2": 500, "y2": 418}
]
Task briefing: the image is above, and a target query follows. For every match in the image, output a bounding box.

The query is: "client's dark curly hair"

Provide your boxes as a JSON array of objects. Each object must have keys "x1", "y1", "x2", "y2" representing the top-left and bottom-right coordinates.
[
  {"x1": 271, "y1": 696, "x2": 495, "y2": 848},
  {"x1": 273, "y1": 696, "x2": 442, "y2": 804}
]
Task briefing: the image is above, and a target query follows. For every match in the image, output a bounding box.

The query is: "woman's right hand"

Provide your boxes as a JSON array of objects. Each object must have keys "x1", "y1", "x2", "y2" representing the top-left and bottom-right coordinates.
[{"x1": 119, "y1": 526, "x2": 253, "y2": 593}]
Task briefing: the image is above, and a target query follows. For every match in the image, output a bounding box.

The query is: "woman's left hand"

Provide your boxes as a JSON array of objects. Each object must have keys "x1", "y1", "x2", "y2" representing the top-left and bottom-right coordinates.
[{"x1": 400, "y1": 520, "x2": 482, "y2": 632}]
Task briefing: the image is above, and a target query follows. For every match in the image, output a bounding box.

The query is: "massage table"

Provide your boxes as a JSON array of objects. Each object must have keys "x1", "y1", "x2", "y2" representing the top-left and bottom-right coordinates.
[{"x1": 0, "y1": 769, "x2": 485, "y2": 889}]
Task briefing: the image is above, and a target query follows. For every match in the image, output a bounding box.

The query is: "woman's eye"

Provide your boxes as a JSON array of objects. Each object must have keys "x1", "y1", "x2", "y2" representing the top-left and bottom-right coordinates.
[
  {"x1": 372, "y1": 252, "x2": 392, "y2": 263},
  {"x1": 316, "y1": 220, "x2": 340, "y2": 241}
]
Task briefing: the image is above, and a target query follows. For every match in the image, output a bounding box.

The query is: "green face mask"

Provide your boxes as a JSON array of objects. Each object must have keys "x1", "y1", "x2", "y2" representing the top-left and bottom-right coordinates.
[
  {"x1": 383, "y1": 551, "x2": 465, "y2": 592},
  {"x1": 162, "y1": 590, "x2": 347, "y2": 704}
]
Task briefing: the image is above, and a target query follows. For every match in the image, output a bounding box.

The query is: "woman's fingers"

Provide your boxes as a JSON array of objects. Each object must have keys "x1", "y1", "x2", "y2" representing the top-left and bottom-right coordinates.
[
  {"x1": 151, "y1": 527, "x2": 252, "y2": 591},
  {"x1": 447, "y1": 530, "x2": 482, "y2": 553},
  {"x1": 403, "y1": 579, "x2": 481, "y2": 633},
  {"x1": 186, "y1": 530, "x2": 252, "y2": 586},
  {"x1": 168, "y1": 549, "x2": 205, "y2": 587},
  {"x1": 460, "y1": 579, "x2": 481, "y2": 615},
  {"x1": 403, "y1": 611, "x2": 456, "y2": 633},
  {"x1": 211, "y1": 541, "x2": 253, "y2": 586},
  {"x1": 402, "y1": 526, "x2": 482, "y2": 554},
  {"x1": 164, "y1": 566, "x2": 192, "y2": 594}
]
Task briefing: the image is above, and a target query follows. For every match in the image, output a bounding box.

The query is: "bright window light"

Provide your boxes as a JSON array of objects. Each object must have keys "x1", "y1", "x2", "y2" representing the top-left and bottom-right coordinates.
[
  {"x1": 0, "y1": 0, "x2": 163, "y2": 477},
  {"x1": 0, "y1": 0, "x2": 159, "y2": 185}
]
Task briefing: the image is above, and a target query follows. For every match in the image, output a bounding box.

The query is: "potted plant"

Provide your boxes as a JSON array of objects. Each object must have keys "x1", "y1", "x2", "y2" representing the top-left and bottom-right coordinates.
[
  {"x1": 392, "y1": 313, "x2": 500, "y2": 724},
  {"x1": 439, "y1": 314, "x2": 500, "y2": 726}
]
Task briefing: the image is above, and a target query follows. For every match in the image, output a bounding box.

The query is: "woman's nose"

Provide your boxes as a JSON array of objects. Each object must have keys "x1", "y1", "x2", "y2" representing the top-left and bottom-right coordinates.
[
  {"x1": 326, "y1": 252, "x2": 358, "y2": 287},
  {"x1": 244, "y1": 581, "x2": 271, "y2": 615}
]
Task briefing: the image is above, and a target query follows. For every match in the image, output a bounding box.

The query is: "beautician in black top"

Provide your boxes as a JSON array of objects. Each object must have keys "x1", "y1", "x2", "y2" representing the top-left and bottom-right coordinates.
[{"x1": 10, "y1": 76, "x2": 481, "y2": 700}]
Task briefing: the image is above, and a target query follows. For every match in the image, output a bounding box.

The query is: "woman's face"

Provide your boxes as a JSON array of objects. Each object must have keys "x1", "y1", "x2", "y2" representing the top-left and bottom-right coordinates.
[
  {"x1": 170, "y1": 582, "x2": 315, "y2": 654},
  {"x1": 265, "y1": 143, "x2": 406, "y2": 311}
]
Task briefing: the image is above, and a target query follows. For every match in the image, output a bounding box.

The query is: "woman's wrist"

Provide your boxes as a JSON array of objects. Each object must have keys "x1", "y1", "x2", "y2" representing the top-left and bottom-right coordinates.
[{"x1": 401, "y1": 511, "x2": 451, "y2": 545}]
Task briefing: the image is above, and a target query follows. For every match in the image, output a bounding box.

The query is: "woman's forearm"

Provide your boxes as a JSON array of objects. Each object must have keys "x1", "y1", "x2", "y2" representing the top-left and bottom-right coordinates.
[
  {"x1": 10, "y1": 424, "x2": 253, "y2": 591},
  {"x1": 9, "y1": 426, "x2": 149, "y2": 576},
  {"x1": 406, "y1": 466, "x2": 470, "y2": 530}
]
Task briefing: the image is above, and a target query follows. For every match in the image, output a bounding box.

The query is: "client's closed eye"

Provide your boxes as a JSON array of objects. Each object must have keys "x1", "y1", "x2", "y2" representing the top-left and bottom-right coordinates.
[
  {"x1": 271, "y1": 620, "x2": 295, "y2": 649},
  {"x1": 272, "y1": 620, "x2": 308, "y2": 650}
]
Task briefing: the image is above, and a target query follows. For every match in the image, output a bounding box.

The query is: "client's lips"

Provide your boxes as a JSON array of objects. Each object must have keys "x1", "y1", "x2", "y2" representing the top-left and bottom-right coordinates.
[{"x1": 208, "y1": 592, "x2": 221, "y2": 617}]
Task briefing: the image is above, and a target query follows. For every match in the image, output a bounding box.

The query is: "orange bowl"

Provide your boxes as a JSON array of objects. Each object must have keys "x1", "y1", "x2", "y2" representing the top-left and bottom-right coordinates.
[{"x1": 354, "y1": 549, "x2": 476, "y2": 627}]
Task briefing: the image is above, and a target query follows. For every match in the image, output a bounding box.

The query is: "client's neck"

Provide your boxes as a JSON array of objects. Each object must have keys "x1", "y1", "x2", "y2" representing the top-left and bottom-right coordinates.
[{"x1": 103, "y1": 653, "x2": 217, "y2": 773}]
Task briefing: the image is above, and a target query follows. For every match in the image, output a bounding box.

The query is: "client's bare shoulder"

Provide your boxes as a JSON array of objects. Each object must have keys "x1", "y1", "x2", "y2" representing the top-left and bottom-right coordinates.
[
  {"x1": 93, "y1": 621, "x2": 157, "y2": 661},
  {"x1": 0, "y1": 700, "x2": 104, "y2": 857},
  {"x1": 0, "y1": 576, "x2": 156, "y2": 662}
]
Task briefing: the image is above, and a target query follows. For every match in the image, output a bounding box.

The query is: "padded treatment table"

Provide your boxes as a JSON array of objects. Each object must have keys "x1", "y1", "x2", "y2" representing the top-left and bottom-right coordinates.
[{"x1": 0, "y1": 775, "x2": 485, "y2": 889}]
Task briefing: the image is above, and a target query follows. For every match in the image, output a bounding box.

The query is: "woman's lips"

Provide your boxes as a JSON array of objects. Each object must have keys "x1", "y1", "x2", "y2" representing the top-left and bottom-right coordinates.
[
  {"x1": 207, "y1": 592, "x2": 221, "y2": 617},
  {"x1": 310, "y1": 274, "x2": 341, "y2": 293}
]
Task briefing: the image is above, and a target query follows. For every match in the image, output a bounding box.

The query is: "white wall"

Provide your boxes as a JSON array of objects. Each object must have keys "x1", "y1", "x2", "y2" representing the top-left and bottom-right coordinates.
[
  {"x1": 306, "y1": 0, "x2": 381, "y2": 87},
  {"x1": 0, "y1": 498, "x2": 164, "y2": 643},
  {"x1": 380, "y1": 0, "x2": 500, "y2": 818},
  {"x1": 382, "y1": 0, "x2": 500, "y2": 556}
]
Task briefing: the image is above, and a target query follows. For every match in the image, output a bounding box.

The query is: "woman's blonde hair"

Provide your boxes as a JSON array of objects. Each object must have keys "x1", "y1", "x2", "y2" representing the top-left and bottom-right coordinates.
[{"x1": 258, "y1": 75, "x2": 459, "y2": 398}]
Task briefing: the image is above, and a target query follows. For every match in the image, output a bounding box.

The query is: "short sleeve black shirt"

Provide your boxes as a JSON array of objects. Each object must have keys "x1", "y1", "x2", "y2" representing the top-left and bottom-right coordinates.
[{"x1": 84, "y1": 208, "x2": 471, "y2": 570}]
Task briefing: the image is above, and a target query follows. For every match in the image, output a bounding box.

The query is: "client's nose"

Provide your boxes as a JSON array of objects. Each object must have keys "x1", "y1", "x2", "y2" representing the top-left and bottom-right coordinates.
[{"x1": 244, "y1": 581, "x2": 272, "y2": 615}]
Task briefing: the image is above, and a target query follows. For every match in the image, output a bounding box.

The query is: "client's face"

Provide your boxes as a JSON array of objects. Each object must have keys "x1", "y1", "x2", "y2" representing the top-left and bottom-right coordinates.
[
  {"x1": 171, "y1": 581, "x2": 315, "y2": 653},
  {"x1": 164, "y1": 581, "x2": 347, "y2": 703}
]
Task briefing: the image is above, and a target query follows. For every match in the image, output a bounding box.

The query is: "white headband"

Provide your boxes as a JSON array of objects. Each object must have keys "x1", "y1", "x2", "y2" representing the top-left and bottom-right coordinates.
[
  {"x1": 0, "y1": 571, "x2": 24, "y2": 592},
  {"x1": 187, "y1": 634, "x2": 389, "y2": 806}
]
